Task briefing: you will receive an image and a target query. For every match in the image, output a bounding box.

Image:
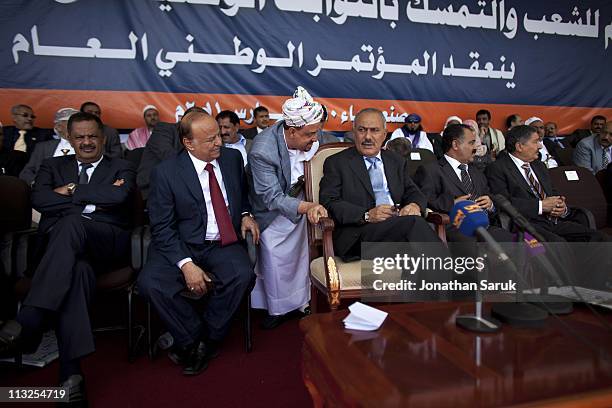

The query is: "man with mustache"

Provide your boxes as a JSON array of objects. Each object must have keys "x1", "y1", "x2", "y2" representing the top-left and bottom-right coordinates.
[
  {"x1": 414, "y1": 124, "x2": 512, "y2": 242},
  {"x1": 138, "y1": 111, "x2": 258, "y2": 376},
  {"x1": 0, "y1": 112, "x2": 135, "y2": 405},
  {"x1": 573, "y1": 121, "x2": 612, "y2": 174},
  {"x1": 248, "y1": 86, "x2": 328, "y2": 329},
  {"x1": 216, "y1": 110, "x2": 252, "y2": 166},
  {"x1": 319, "y1": 108, "x2": 442, "y2": 262}
]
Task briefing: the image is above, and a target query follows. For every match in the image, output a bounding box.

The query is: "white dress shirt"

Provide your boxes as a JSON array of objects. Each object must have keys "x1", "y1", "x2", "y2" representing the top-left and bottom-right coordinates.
[
  {"x1": 53, "y1": 138, "x2": 75, "y2": 157},
  {"x1": 539, "y1": 143, "x2": 558, "y2": 168},
  {"x1": 443, "y1": 154, "x2": 465, "y2": 181},
  {"x1": 177, "y1": 152, "x2": 230, "y2": 269},
  {"x1": 509, "y1": 153, "x2": 543, "y2": 215},
  {"x1": 257, "y1": 127, "x2": 264, "y2": 134},
  {"x1": 77, "y1": 156, "x2": 104, "y2": 215},
  {"x1": 224, "y1": 134, "x2": 248, "y2": 166},
  {"x1": 284, "y1": 133, "x2": 319, "y2": 185}
]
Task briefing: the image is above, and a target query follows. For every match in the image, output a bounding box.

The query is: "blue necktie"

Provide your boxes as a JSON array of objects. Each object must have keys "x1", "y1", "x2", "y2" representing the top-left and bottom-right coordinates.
[{"x1": 366, "y1": 157, "x2": 390, "y2": 206}]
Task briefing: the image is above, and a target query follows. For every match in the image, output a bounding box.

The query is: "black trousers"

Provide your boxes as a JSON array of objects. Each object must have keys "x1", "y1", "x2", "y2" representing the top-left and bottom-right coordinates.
[
  {"x1": 137, "y1": 242, "x2": 254, "y2": 348},
  {"x1": 22, "y1": 214, "x2": 129, "y2": 360},
  {"x1": 531, "y1": 215, "x2": 609, "y2": 243}
]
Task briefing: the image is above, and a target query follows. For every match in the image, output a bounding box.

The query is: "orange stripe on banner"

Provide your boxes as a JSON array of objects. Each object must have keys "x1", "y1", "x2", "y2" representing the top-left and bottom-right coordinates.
[{"x1": 0, "y1": 88, "x2": 610, "y2": 134}]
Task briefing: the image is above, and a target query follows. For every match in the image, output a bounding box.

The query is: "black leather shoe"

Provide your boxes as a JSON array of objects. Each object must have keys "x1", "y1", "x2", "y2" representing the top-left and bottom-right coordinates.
[
  {"x1": 0, "y1": 320, "x2": 22, "y2": 358},
  {"x1": 167, "y1": 345, "x2": 189, "y2": 365},
  {"x1": 182, "y1": 341, "x2": 220, "y2": 376},
  {"x1": 59, "y1": 375, "x2": 87, "y2": 407}
]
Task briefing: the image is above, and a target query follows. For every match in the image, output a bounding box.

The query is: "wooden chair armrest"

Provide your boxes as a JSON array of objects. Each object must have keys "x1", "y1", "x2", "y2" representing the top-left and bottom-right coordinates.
[{"x1": 316, "y1": 217, "x2": 341, "y2": 309}]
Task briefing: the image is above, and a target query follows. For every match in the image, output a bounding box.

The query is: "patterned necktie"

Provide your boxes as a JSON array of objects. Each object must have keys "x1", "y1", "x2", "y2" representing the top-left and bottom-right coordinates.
[
  {"x1": 78, "y1": 163, "x2": 93, "y2": 184},
  {"x1": 603, "y1": 148, "x2": 610, "y2": 169},
  {"x1": 366, "y1": 157, "x2": 390, "y2": 206},
  {"x1": 205, "y1": 163, "x2": 237, "y2": 246},
  {"x1": 521, "y1": 163, "x2": 545, "y2": 199},
  {"x1": 458, "y1": 164, "x2": 476, "y2": 199},
  {"x1": 14, "y1": 130, "x2": 27, "y2": 152}
]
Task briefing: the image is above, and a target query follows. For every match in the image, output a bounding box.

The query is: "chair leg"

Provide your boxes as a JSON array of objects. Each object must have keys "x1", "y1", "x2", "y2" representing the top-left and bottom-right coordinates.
[
  {"x1": 127, "y1": 287, "x2": 133, "y2": 361},
  {"x1": 245, "y1": 294, "x2": 252, "y2": 353},
  {"x1": 310, "y1": 285, "x2": 318, "y2": 314},
  {"x1": 147, "y1": 301, "x2": 153, "y2": 360}
]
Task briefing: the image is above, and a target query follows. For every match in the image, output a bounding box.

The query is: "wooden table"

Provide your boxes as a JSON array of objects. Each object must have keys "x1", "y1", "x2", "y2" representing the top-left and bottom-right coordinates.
[{"x1": 300, "y1": 303, "x2": 612, "y2": 407}]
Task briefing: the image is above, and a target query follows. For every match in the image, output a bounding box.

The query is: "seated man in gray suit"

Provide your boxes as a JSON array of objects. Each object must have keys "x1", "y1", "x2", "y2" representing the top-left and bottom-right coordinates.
[
  {"x1": 573, "y1": 121, "x2": 612, "y2": 174},
  {"x1": 248, "y1": 86, "x2": 328, "y2": 329},
  {"x1": 20, "y1": 108, "x2": 79, "y2": 184}
]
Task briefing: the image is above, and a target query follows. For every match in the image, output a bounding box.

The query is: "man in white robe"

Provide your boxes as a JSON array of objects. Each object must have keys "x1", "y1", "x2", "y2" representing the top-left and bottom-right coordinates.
[{"x1": 248, "y1": 86, "x2": 328, "y2": 329}]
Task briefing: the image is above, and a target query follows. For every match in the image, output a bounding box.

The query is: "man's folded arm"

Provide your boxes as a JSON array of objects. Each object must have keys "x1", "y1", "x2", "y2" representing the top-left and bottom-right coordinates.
[
  {"x1": 72, "y1": 163, "x2": 136, "y2": 206},
  {"x1": 31, "y1": 159, "x2": 74, "y2": 213}
]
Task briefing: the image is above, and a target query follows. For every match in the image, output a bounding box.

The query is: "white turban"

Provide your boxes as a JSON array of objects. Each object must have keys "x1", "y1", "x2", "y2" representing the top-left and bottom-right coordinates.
[
  {"x1": 282, "y1": 86, "x2": 324, "y2": 127},
  {"x1": 142, "y1": 105, "x2": 158, "y2": 115},
  {"x1": 525, "y1": 116, "x2": 543, "y2": 126}
]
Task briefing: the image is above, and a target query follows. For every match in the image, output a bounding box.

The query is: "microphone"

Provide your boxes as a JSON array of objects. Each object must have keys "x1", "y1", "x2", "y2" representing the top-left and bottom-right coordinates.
[
  {"x1": 491, "y1": 194, "x2": 546, "y2": 243},
  {"x1": 450, "y1": 200, "x2": 514, "y2": 268}
]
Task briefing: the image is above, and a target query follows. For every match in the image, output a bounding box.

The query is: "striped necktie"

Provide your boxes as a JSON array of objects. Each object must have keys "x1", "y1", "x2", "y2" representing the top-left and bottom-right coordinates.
[
  {"x1": 521, "y1": 163, "x2": 545, "y2": 199},
  {"x1": 603, "y1": 148, "x2": 610, "y2": 169},
  {"x1": 458, "y1": 164, "x2": 476, "y2": 199}
]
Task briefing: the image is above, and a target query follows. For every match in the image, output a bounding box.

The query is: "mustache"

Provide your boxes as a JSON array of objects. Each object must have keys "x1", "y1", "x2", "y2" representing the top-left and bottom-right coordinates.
[{"x1": 79, "y1": 144, "x2": 96, "y2": 149}]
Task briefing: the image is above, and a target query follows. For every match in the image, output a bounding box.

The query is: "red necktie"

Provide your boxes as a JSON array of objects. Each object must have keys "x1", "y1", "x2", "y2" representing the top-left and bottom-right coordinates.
[{"x1": 205, "y1": 163, "x2": 237, "y2": 246}]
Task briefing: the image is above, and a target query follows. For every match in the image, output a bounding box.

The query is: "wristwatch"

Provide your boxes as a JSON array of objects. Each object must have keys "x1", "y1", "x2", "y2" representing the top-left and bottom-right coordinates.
[
  {"x1": 66, "y1": 183, "x2": 77, "y2": 195},
  {"x1": 241, "y1": 211, "x2": 254, "y2": 219},
  {"x1": 363, "y1": 211, "x2": 370, "y2": 223}
]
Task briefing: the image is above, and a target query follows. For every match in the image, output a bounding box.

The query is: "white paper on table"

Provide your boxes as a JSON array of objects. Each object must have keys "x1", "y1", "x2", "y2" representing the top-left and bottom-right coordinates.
[
  {"x1": 410, "y1": 152, "x2": 422, "y2": 161},
  {"x1": 564, "y1": 170, "x2": 579, "y2": 181},
  {"x1": 342, "y1": 302, "x2": 388, "y2": 331}
]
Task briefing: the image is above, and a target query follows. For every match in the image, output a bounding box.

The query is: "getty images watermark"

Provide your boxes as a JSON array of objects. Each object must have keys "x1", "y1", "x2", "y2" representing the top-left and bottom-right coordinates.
[{"x1": 357, "y1": 242, "x2": 612, "y2": 303}]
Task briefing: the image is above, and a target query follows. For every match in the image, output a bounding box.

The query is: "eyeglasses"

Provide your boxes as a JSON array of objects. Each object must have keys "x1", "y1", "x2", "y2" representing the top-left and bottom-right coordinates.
[
  {"x1": 16, "y1": 113, "x2": 36, "y2": 119},
  {"x1": 406, "y1": 120, "x2": 420, "y2": 124}
]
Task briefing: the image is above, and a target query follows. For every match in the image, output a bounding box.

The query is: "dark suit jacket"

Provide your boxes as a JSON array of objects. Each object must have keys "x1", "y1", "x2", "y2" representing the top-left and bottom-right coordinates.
[
  {"x1": 241, "y1": 127, "x2": 258, "y2": 140},
  {"x1": 32, "y1": 155, "x2": 135, "y2": 233},
  {"x1": 102, "y1": 125, "x2": 122, "y2": 159},
  {"x1": 569, "y1": 129, "x2": 592, "y2": 148},
  {"x1": 19, "y1": 139, "x2": 60, "y2": 184},
  {"x1": 414, "y1": 157, "x2": 492, "y2": 214},
  {"x1": 1, "y1": 126, "x2": 53, "y2": 156},
  {"x1": 542, "y1": 137, "x2": 567, "y2": 165},
  {"x1": 319, "y1": 147, "x2": 427, "y2": 257},
  {"x1": 485, "y1": 151, "x2": 558, "y2": 221},
  {"x1": 147, "y1": 148, "x2": 250, "y2": 266},
  {"x1": 137, "y1": 121, "x2": 181, "y2": 199}
]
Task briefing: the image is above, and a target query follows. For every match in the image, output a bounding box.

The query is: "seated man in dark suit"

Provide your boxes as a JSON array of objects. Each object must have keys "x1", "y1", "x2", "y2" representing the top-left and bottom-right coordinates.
[
  {"x1": 543, "y1": 121, "x2": 572, "y2": 165},
  {"x1": 0, "y1": 104, "x2": 53, "y2": 176},
  {"x1": 137, "y1": 111, "x2": 258, "y2": 376},
  {"x1": 486, "y1": 125, "x2": 608, "y2": 242},
  {"x1": 414, "y1": 124, "x2": 512, "y2": 242},
  {"x1": 136, "y1": 106, "x2": 205, "y2": 199},
  {"x1": 319, "y1": 108, "x2": 442, "y2": 262},
  {"x1": 79, "y1": 101, "x2": 122, "y2": 158},
  {"x1": 0, "y1": 112, "x2": 135, "y2": 404}
]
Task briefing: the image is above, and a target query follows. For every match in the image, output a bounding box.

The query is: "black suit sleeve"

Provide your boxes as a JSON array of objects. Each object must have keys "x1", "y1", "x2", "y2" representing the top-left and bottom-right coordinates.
[
  {"x1": 486, "y1": 162, "x2": 540, "y2": 219},
  {"x1": 413, "y1": 164, "x2": 453, "y2": 213},
  {"x1": 72, "y1": 162, "x2": 135, "y2": 207},
  {"x1": 148, "y1": 165, "x2": 190, "y2": 266},
  {"x1": 31, "y1": 159, "x2": 74, "y2": 213},
  {"x1": 137, "y1": 124, "x2": 177, "y2": 195},
  {"x1": 319, "y1": 156, "x2": 369, "y2": 225}
]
